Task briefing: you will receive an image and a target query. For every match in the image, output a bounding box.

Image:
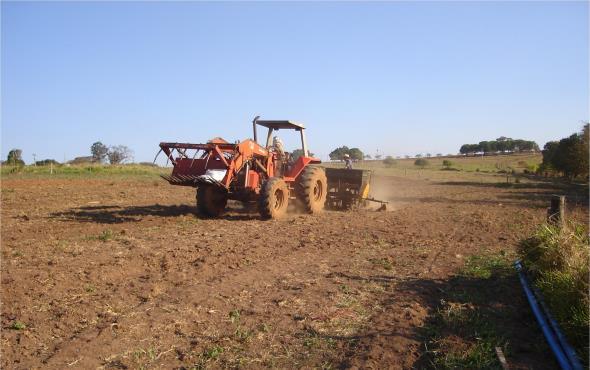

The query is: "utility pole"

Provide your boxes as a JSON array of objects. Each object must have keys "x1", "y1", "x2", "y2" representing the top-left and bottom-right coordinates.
[{"x1": 32, "y1": 153, "x2": 37, "y2": 166}]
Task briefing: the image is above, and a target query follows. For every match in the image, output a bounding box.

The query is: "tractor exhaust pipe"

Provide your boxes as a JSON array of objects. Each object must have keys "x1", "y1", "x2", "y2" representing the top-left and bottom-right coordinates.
[{"x1": 252, "y1": 115, "x2": 260, "y2": 143}]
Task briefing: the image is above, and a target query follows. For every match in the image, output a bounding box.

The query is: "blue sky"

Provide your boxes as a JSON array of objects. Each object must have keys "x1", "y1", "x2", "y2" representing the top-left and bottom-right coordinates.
[{"x1": 2, "y1": 1, "x2": 588, "y2": 163}]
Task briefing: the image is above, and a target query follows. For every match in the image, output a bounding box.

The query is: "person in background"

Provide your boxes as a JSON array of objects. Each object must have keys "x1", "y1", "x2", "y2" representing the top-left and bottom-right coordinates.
[{"x1": 344, "y1": 153, "x2": 353, "y2": 169}]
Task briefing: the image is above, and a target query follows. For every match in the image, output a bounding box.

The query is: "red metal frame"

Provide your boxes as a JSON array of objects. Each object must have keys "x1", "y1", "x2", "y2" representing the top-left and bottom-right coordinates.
[{"x1": 283, "y1": 156, "x2": 320, "y2": 182}]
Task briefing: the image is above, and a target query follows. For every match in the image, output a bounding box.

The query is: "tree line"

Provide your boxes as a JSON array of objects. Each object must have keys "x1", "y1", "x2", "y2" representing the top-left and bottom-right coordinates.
[
  {"x1": 2, "y1": 142, "x2": 133, "y2": 167},
  {"x1": 540, "y1": 124, "x2": 588, "y2": 179},
  {"x1": 459, "y1": 137, "x2": 539, "y2": 155}
]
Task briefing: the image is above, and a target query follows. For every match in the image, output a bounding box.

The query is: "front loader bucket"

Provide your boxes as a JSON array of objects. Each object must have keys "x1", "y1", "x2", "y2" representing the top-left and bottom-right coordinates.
[{"x1": 158, "y1": 141, "x2": 236, "y2": 189}]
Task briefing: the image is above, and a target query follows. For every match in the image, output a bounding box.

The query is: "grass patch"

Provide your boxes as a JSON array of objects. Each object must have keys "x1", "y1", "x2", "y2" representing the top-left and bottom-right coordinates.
[
  {"x1": 1, "y1": 163, "x2": 167, "y2": 179},
  {"x1": 431, "y1": 339, "x2": 500, "y2": 369},
  {"x1": 519, "y1": 221, "x2": 589, "y2": 364},
  {"x1": 369, "y1": 257, "x2": 393, "y2": 271},
  {"x1": 10, "y1": 321, "x2": 26, "y2": 330},
  {"x1": 324, "y1": 153, "x2": 541, "y2": 175},
  {"x1": 85, "y1": 284, "x2": 96, "y2": 293},
  {"x1": 85, "y1": 229, "x2": 115, "y2": 242},
  {"x1": 228, "y1": 309, "x2": 240, "y2": 324},
  {"x1": 461, "y1": 252, "x2": 511, "y2": 279},
  {"x1": 227, "y1": 309, "x2": 252, "y2": 343},
  {"x1": 420, "y1": 252, "x2": 514, "y2": 369},
  {"x1": 98, "y1": 229, "x2": 114, "y2": 242},
  {"x1": 192, "y1": 345, "x2": 225, "y2": 369},
  {"x1": 202, "y1": 345, "x2": 224, "y2": 360},
  {"x1": 302, "y1": 330, "x2": 336, "y2": 350}
]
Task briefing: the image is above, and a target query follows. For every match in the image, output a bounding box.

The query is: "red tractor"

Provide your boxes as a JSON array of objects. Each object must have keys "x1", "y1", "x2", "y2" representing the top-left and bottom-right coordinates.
[{"x1": 157, "y1": 117, "x2": 327, "y2": 219}]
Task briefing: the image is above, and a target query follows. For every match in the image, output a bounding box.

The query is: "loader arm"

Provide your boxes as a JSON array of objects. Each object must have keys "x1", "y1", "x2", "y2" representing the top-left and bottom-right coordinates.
[{"x1": 222, "y1": 139, "x2": 271, "y2": 188}]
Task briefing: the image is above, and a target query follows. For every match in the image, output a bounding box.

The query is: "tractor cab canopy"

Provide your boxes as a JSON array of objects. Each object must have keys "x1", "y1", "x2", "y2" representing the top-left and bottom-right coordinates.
[
  {"x1": 253, "y1": 117, "x2": 309, "y2": 157},
  {"x1": 255, "y1": 120, "x2": 305, "y2": 131}
]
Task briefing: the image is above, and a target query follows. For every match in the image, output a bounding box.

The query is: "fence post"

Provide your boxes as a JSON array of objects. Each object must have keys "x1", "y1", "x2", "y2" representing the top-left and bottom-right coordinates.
[{"x1": 547, "y1": 195, "x2": 565, "y2": 226}]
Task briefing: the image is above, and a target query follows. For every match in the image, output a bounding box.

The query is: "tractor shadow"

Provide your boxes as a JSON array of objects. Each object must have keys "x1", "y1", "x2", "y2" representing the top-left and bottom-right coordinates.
[{"x1": 50, "y1": 204, "x2": 261, "y2": 223}]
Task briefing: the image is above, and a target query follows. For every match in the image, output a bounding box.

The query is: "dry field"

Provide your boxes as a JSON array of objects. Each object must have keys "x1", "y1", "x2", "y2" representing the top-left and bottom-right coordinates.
[{"x1": 1, "y1": 163, "x2": 587, "y2": 369}]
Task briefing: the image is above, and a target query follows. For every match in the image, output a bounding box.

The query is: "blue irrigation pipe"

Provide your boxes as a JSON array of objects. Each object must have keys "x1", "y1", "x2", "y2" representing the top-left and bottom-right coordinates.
[
  {"x1": 515, "y1": 260, "x2": 583, "y2": 370},
  {"x1": 514, "y1": 260, "x2": 583, "y2": 370},
  {"x1": 529, "y1": 278, "x2": 584, "y2": 370}
]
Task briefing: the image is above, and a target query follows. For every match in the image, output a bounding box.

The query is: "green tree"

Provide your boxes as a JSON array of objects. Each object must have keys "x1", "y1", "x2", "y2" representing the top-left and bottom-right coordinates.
[
  {"x1": 383, "y1": 156, "x2": 397, "y2": 167},
  {"x1": 442, "y1": 159, "x2": 453, "y2": 168},
  {"x1": 91, "y1": 141, "x2": 109, "y2": 163},
  {"x1": 348, "y1": 148, "x2": 364, "y2": 161},
  {"x1": 107, "y1": 145, "x2": 133, "y2": 165},
  {"x1": 540, "y1": 124, "x2": 589, "y2": 179},
  {"x1": 479, "y1": 141, "x2": 491, "y2": 153},
  {"x1": 329, "y1": 146, "x2": 350, "y2": 161},
  {"x1": 291, "y1": 149, "x2": 315, "y2": 161},
  {"x1": 328, "y1": 146, "x2": 364, "y2": 161},
  {"x1": 35, "y1": 159, "x2": 60, "y2": 166},
  {"x1": 6, "y1": 149, "x2": 24, "y2": 167},
  {"x1": 414, "y1": 158, "x2": 429, "y2": 167},
  {"x1": 459, "y1": 144, "x2": 480, "y2": 155},
  {"x1": 555, "y1": 134, "x2": 585, "y2": 179},
  {"x1": 581, "y1": 123, "x2": 589, "y2": 177}
]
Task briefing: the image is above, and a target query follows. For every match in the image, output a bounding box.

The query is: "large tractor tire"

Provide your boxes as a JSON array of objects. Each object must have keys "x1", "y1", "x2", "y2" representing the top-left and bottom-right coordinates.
[
  {"x1": 297, "y1": 166, "x2": 327, "y2": 213},
  {"x1": 196, "y1": 185, "x2": 227, "y2": 217},
  {"x1": 259, "y1": 177, "x2": 289, "y2": 219}
]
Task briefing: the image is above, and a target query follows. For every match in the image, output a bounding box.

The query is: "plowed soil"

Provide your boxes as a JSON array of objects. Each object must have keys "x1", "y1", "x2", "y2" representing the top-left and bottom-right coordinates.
[{"x1": 1, "y1": 173, "x2": 586, "y2": 369}]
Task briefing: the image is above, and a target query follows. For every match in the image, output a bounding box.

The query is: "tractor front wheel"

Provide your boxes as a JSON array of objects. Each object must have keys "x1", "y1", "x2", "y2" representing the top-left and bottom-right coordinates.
[
  {"x1": 196, "y1": 185, "x2": 227, "y2": 217},
  {"x1": 298, "y1": 166, "x2": 327, "y2": 213},
  {"x1": 259, "y1": 178, "x2": 289, "y2": 219}
]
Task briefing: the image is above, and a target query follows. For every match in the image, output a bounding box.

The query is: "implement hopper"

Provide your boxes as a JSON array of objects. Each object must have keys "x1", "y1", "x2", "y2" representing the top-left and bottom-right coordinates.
[{"x1": 325, "y1": 168, "x2": 388, "y2": 210}]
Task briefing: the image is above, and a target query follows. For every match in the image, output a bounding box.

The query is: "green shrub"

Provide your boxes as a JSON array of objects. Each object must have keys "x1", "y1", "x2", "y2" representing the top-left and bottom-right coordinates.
[
  {"x1": 442, "y1": 159, "x2": 453, "y2": 168},
  {"x1": 519, "y1": 222, "x2": 589, "y2": 362},
  {"x1": 35, "y1": 159, "x2": 60, "y2": 166},
  {"x1": 11, "y1": 321, "x2": 26, "y2": 330},
  {"x1": 383, "y1": 156, "x2": 397, "y2": 167},
  {"x1": 6, "y1": 149, "x2": 25, "y2": 167},
  {"x1": 414, "y1": 158, "x2": 429, "y2": 167}
]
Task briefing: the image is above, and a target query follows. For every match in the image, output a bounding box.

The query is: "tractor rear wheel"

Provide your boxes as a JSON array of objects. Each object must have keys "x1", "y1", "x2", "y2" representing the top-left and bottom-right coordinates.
[
  {"x1": 259, "y1": 178, "x2": 289, "y2": 219},
  {"x1": 298, "y1": 166, "x2": 327, "y2": 213},
  {"x1": 196, "y1": 185, "x2": 227, "y2": 217}
]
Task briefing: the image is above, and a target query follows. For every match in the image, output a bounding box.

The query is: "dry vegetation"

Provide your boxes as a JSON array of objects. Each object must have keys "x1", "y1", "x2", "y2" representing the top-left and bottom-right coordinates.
[{"x1": 519, "y1": 221, "x2": 589, "y2": 364}]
